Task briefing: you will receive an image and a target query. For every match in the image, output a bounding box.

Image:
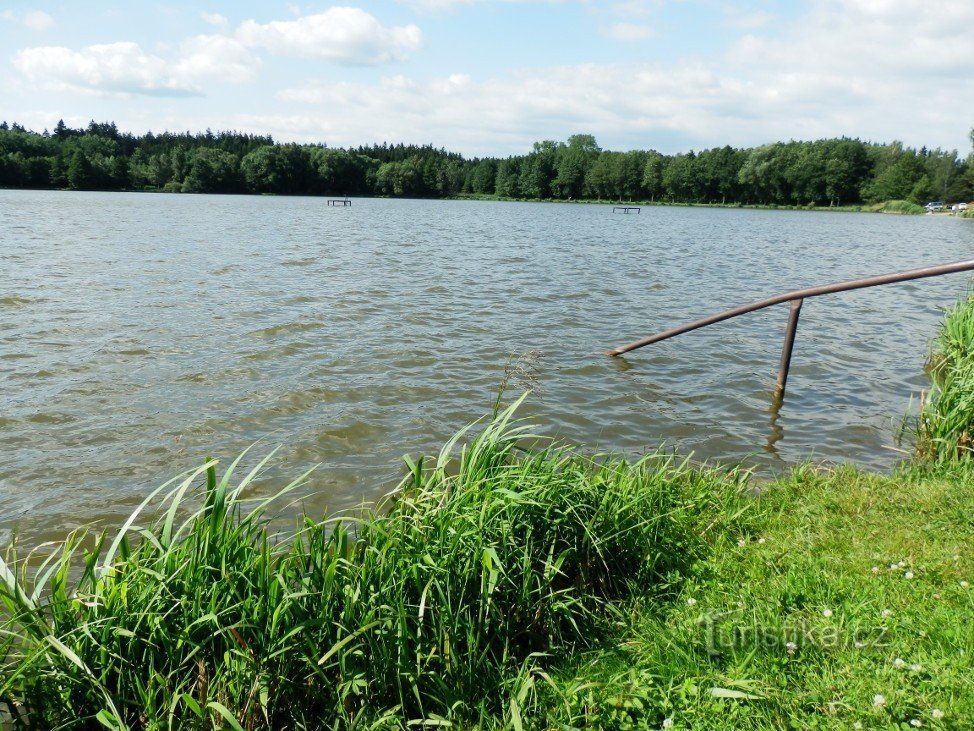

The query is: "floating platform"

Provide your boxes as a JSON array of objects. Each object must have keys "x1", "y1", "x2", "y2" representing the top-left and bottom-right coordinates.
[
  {"x1": 613, "y1": 206, "x2": 640, "y2": 214},
  {"x1": 327, "y1": 199, "x2": 352, "y2": 207}
]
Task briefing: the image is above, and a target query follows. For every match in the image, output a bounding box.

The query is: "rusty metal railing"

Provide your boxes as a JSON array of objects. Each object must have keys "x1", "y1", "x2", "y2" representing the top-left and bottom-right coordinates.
[{"x1": 606, "y1": 259, "x2": 974, "y2": 402}]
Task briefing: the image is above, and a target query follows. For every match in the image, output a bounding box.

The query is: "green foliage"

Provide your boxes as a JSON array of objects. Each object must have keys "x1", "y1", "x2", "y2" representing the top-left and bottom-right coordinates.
[
  {"x1": 66, "y1": 149, "x2": 96, "y2": 190},
  {"x1": 912, "y1": 296, "x2": 974, "y2": 462},
  {"x1": 495, "y1": 157, "x2": 522, "y2": 198},
  {"x1": 869, "y1": 199, "x2": 926, "y2": 215},
  {"x1": 641, "y1": 151, "x2": 666, "y2": 201},
  {"x1": 181, "y1": 148, "x2": 243, "y2": 194},
  {"x1": 241, "y1": 144, "x2": 314, "y2": 195},
  {"x1": 1, "y1": 120, "x2": 972, "y2": 204},
  {"x1": 467, "y1": 158, "x2": 497, "y2": 195},
  {"x1": 0, "y1": 400, "x2": 746, "y2": 728}
]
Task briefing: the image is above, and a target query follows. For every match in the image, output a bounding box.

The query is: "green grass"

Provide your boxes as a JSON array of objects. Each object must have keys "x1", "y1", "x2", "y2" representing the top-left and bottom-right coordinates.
[
  {"x1": 866, "y1": 200, "x2": 927, "y2": 215},
  {"x1": 912, "y1": 295, "x2": 974, "y2": 462},
  {"x1": 455, "y1": 193, "x2": 868, "y2": 213},
  {"x1": 542, "y1": 463, "x2": 974, "y2": 729},
  {"x1": 0, "y1": 398, "x2": 749, "y2": 729}
]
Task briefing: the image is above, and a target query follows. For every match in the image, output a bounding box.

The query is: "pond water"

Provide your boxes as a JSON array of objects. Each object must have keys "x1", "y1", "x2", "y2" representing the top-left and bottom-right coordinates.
[{"x1": 2, "y1": 190, "x2": 973, "y2": 545}]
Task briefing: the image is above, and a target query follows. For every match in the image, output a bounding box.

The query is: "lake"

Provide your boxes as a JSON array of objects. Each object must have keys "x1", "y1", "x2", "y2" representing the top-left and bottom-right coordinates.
[{"x1": 2, "y1": 190, "x2": 973, "y2": 545}]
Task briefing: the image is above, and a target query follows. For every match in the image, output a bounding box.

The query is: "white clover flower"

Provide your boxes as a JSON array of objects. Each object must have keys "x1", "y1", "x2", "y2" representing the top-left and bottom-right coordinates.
[
  {"x1": 893, "y1": 658, "x2": 906, "y2": 669},
  {"x1": 737, "y1": 538, "x2": 747, "y2": 547},
  {"x1": 904, "y1": 571, "x2": 914, "y2": 580},
  {"x1": 871, "y1": 566, "x2": 880, "y2": 573},
  {"x1": 786, "y1": 641, "x2": 798, "y2": 656},
  {"x1": 822, "y1": 608, "x2": 833, "y2": 618},
  {"x1": 932, "y1": 709, "x2": 944, "y2": 719},
  {"x1": 961, "y1": 580, "x2": 969, "y2": 588},
  {"x1": 881, "y1": 609, "x2": 892, "y2": 618},
  {"x1": 910, "y1": 663, "x2": 922, "y2": 672},
  {"x1": 686, "y1": 597, "x2": 697, "y2": 606},
  {"x1": 910, "y1": 719, "x2": 922, "y2": 728},
  {"x1": 854, "y1": 641, "x2": 866, "y2": 649},
  {"x1": 890, "y1": 563, "x2": 897, "y2": 570},
  {"x1": 897, "y1": 561, "x2": 906, "y2": 569},
  {"x1": 758, "y1": 537, "x2": 766, "y2": 544},
  {"x1": 853, "y1": 723, "x2": 863, "y2": 730},
  {"x1": 873, "y1": 694, "x2": 886, "y2": 708},
  {"x1": 662, "y1": 719, "x2": 674, "y2": 729}
]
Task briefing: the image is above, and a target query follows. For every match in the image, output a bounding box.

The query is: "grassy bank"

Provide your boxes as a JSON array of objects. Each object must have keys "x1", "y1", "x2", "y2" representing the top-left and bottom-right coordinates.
[
  {"x1": 455, "y1": 193, "x2": 931, "y2": 215},
  {"x1": 0, "y1": 404, "x2": 750, "y2": 729},
  {"x1": 542, "y1": 463, "x2": 974, "y2": 729},
  {"x1": 865, "y1": 199, "x2": 927, "y2": 215},
  {"x1": 3, "y1": 298, "x2": 974, "y2": 727},
  {"x1": 913, "y1": 294, "x2": 974, "y2": 462}
]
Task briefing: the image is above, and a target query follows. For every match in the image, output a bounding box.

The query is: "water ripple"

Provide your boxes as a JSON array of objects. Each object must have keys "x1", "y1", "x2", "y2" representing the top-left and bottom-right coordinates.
[{"x1": 2, "y1": 191, "x2": 973, "y2": 546}]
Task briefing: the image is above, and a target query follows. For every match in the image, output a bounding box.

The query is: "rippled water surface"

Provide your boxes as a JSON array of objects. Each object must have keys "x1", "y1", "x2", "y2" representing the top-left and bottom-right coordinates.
[{"x1": 3, "y1": 190, "x2": 973, "y2": 544}]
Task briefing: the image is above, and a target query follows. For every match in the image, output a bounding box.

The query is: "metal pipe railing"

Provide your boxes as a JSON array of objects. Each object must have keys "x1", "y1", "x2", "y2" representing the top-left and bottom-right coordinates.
[{"x1": 606, "y1": 259, "x2": 974, "y2": 401}]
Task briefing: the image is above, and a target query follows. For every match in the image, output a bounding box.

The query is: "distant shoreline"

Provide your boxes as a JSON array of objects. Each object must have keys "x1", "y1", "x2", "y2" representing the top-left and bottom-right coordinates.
[
  {"x1": 454, "y1": 193, "x2": 931, "y2": 215},
  {"x1": 2, "y1": 186, "x2": 947, "y2": 216}
]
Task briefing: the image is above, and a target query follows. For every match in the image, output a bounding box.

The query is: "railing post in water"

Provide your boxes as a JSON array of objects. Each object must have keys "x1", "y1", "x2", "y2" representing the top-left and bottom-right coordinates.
[
  {"x1": 774, "y1": 298, "x2": 804, "y2": 401},
  {"x1": 605, "y1": 259, "x2": 974, "y2": 408}
]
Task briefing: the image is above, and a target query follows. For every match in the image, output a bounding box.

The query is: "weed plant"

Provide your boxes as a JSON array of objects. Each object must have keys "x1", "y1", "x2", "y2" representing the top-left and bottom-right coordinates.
[
  {"x1": 913, "y1": 295, "x2": 974, "y2": 462},
  {"x1": 0, "y1": 398, "x2": 747, "y2": 729},
  {"x1": 868, "y1": 200, "x2": 927, "y2": 215}
]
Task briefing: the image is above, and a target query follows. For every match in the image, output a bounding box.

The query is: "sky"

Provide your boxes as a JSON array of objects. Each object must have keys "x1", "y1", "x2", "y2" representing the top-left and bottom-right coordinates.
[{"x1": 1, "y1": 0, "x2": 972, "y2": 157}]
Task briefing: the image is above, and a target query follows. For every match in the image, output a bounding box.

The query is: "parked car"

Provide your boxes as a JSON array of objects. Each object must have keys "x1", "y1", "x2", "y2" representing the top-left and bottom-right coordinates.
[{"x1": 925, "y1": 201, "x2": 944, "y2": 211}]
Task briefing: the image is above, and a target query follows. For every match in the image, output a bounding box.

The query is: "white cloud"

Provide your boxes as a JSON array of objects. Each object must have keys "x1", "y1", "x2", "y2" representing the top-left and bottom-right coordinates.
[
  {"x1": 399, "y1": 0, "x2": 476, "y2": 9},
  {"x1": 2, "y1": 9, "x2": 54, "y2": 30},
  {"x1": 200, "y1": 12, "x2": 229, "y2": 28},
  {"x1": 397, "y1": 0, "x2": 574, "y2": 11},
  {"x1": 23, "y1": 10, "x2": 54, "y2": 30},
  {"x1": 13, "y1": 36, "x2": 259, "y2": 97},
  {"x1": 728, "y1": 0, "x2": 974, "y2": 79},
  {"x1": 275, "y1": 64, "x2": 757, "y2": 153},
  {"x1": 11, "y1": 7, "x2": 421, "y2": 98},
  {"x1": 601, "y1": 22, "x2": 655, "y2": 40},
  {"x1": 176, "y1": 34, "x2": 259, "y2": 84},
  {"x1": 271, "y1": 0, "x2": 974, "y2": 157},
  {"x1": 8, "y1": 0, "x2": 974, "y2": 157},
  {"x1": 236, "y1": 8, "x2": 422, "y2": 64},
  {"x1": 13, "y1": 43, "x2": 196, "y2": 97}
]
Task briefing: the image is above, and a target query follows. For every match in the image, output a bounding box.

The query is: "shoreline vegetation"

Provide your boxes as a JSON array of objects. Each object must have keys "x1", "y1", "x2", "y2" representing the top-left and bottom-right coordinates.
[
  {"x1": 2, "y1": 121, "x2": 973, "y2": 211},
  {"x1": 2, "y1": 293, "x2": 974, "y2": 727},
  {"x1": 457, "y1": 193, "x2": 935, "y2": 215}
]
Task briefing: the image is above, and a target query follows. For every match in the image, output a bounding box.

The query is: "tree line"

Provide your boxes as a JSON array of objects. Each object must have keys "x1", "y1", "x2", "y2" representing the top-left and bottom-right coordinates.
[{"x1": 1, "y1": 121, "x2": 972, "y2": 206}]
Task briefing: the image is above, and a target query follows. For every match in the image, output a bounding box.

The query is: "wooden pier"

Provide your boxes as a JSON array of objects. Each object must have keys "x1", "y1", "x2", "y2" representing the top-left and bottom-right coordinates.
[
  {"x1": 327, "y1": 198, "x2": 352, "y2": 207},
  {"x1": 613, "y1": 206, "x2": 640, "y2": 214}
]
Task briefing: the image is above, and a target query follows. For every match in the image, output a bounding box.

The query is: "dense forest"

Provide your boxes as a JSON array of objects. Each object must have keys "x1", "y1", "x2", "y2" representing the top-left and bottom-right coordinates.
[{"x1": 1, "y1": 120, "x2": 972, "y2": 207}]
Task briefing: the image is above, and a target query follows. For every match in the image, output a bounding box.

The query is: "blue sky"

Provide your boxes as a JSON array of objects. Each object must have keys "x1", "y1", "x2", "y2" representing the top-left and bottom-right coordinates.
[{"x1": 1, "y1": 1, "x2": 971, "y2": 156}]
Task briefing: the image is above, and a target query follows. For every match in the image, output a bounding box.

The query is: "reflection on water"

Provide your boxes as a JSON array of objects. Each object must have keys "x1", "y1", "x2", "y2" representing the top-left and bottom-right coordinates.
[
  {"x1": 765, "y1": 399, "x2": 786, "y2": 456},
  {"x1": 2, "y1": 190, "x2": 974, "y2": 546}
]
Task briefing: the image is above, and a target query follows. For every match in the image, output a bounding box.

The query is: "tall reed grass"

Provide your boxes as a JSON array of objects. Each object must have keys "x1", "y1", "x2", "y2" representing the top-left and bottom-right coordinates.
[
  {"x1": 868, "y1": 199, "x2": 926, "y2": 215},
  {"x1": 913, "y1": 295, "x2": 974, "y2": 462},
  {"x1": 0, "y1": 399, "x2": 748, "y2": 729}
]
